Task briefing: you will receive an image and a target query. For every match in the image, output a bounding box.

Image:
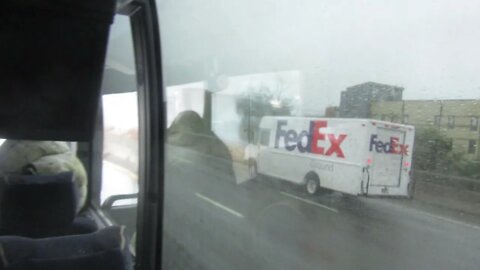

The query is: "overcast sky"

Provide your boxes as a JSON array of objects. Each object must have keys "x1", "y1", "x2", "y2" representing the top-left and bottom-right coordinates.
[{"x1": 157, "y1": 0, "x2": 480, "y2": 114}]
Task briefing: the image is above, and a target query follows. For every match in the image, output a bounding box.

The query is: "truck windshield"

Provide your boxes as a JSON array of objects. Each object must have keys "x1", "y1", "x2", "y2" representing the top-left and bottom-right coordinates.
[{"x1": 157, "y1": 1, "x2": 480, "y2": 269}]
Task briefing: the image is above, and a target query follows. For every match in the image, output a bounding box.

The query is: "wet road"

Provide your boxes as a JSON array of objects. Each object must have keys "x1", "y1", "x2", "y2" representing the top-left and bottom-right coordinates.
[
  {"x1": 98, "y1": 138, "x2": 480, "y2": 270},
  {"x1": 164, "y1": 179, "x2": 480, "y2": 269},
  {"x1": 154, "y1": 147, "x2": 480, "y2": 270}
]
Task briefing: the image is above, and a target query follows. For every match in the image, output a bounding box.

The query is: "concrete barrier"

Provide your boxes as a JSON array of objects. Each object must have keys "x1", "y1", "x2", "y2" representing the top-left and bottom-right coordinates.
[
  {"x1": 413, "y1": 170, "x2": 480, "y2": 192},
  {"x1": 414, "y1": 180, "x2": 480, "y2": 215}
]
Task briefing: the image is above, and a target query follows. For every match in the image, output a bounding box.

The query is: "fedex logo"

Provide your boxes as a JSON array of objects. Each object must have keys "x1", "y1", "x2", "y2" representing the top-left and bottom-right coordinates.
[
  {"x1": 274, "y1": 120, "x2": 347, "y2": 158},
  {"x1": 369, "y1": 135, "x2": 409, "y2": 156}
]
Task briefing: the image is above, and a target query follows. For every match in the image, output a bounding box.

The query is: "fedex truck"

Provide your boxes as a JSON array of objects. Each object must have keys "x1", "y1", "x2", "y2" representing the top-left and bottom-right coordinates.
[{"x1": 249, "y1": 116, "x2": 415, "y2": 197}]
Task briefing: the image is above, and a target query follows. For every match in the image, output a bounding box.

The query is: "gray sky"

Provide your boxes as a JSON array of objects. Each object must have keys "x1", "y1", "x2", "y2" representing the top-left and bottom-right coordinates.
[{"x1": 156, "y1": 0, "x2": 480, "y2": 113}]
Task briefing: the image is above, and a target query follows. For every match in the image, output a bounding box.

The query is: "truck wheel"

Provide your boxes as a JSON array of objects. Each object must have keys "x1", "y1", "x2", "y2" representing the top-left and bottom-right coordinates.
[
  {"x1": 407, "y1": 181, "x2": 414, "y2": 199},
  {"x1": 305, "y1": 174, "x2": 319, "y2": 195}
]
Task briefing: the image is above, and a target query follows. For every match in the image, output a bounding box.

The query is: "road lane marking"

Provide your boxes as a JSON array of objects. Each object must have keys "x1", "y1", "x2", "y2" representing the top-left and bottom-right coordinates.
[
  {"x1": 368, "y1": 199, "x2": 480, "y2": 232},
  {"x1": 195, "y1": 193, "x2": 244, "y2": 218},
  {"x1": 414, "y1": 210, "x2": 480, "y2": 231},
  {"x1": 280, "y1": 192, "x2": 339, "y2": 213}
]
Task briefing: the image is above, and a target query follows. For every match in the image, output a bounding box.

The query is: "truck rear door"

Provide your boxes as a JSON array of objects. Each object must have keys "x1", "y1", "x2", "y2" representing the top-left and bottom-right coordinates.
[{"x1": 369, "y1": 127, "x2": 406, "y2": 187}]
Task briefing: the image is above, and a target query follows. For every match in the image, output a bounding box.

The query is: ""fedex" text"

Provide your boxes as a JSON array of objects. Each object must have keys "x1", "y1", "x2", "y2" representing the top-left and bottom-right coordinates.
[
  {"x1": 369, "y1": 135, "x2": 409, "y2": 156},
  {"x1": 275, "y1": 120, "x2": 347, "y2": 158}
]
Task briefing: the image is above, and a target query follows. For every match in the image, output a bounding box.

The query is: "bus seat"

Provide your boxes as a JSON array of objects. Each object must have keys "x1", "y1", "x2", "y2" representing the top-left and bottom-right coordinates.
[
  {"x1": 0, "y1": 172, "x2": 96, "y2": 238},
  {"x1": 0, "y1": 226, "x2": 131, "y2": 270},
  {"x1": 0, "y1": 140, "x2": 88, "y2": 214}
]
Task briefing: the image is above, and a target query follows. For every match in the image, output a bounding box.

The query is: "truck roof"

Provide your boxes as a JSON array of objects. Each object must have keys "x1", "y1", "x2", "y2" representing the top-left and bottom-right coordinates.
[{"x1": 259, "y1": 116, "x2": 415, "y2": 130}]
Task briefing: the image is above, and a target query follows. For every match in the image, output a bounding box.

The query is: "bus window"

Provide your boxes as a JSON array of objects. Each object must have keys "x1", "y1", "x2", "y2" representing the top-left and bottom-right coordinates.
[
  {"x1": 101, "y1": 15, "x2": 138, "y2": 206},
  {"x1": 98, "y1": 13, "x2": 139, "y2": 258},
  {"x1": 158, "y1": 1, "x2": 480, "y2": 270},
  {"x1": 102, "y1": 92, "x2": 139, "y2": 205}
]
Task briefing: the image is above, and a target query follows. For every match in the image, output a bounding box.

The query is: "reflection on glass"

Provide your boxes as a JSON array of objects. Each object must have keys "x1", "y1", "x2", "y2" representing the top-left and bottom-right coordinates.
[{"x1": 159, "y1": 1, "x2": 480, "y2": 269}]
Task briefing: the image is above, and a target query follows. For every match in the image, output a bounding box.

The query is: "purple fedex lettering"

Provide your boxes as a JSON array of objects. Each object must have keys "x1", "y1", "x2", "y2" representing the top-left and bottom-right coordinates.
[
  {"x1": 370, "y1": 134, "x2": 409, "y2": 156},
  {"x1": 285, "y1": 129, "x2": 298, "y2": 151},
  {"x1": 274, "y1": 120, "x2": 288, "y2": 149},
  {"x1": 274, "y1": 120, "x2": 347, "y2": 158},
  {"x1": 297, "y1": 130, "x2": 311, "y2": 153}
]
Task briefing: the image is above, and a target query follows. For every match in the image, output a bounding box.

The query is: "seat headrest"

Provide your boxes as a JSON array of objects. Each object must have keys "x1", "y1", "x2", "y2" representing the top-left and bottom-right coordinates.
[{"x1": 0, "y1": 172, "x2": 77, "y2": 238}]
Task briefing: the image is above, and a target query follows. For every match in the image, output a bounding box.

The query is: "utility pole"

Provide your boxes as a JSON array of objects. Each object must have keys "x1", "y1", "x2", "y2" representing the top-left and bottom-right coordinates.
[
  {"x1": 203, "y1": 59, "x2": 218, "y2": 132},
  {"x1": 248, "y1": 92, "x2": 252, "y2": 145},
  {"x1": 203, "y1": 90, "x2": 213, "y2": 131},
  {"x1": 203, "y1": 58, "x2": 228, "y2": 132}
]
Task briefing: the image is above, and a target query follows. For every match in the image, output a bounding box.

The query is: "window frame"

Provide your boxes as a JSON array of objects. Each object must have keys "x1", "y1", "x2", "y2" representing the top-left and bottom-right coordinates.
[
  {"x1": 128, "y1": 1, "x2": 164, "y2": 269},
  {"x1": 447, "y1": 115, "x2": 455, "y2": 129},
  {"x1": 87, "y1": 1, "x2": 164, "y2": 269},
  {"x1": 470, "y1": 117, "x2": 479, "y2": 131},
  {"x1": 93, "y1": 12, "x2": 140, "y2": 207},
  {"x1": 468, "y1": 139, "x2": 477, "y2": 154}
]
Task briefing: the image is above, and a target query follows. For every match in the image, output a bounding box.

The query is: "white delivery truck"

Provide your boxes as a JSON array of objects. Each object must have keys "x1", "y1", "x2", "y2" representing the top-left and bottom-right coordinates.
[{"x1": 249, "y1": 116, "x2": 415, "y2": 197}]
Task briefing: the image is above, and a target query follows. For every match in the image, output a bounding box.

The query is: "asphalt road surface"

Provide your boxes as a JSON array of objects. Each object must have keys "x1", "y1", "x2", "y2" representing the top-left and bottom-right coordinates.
[{"x1": 110, "y1": 146, "x2": 480, "y2": 270}]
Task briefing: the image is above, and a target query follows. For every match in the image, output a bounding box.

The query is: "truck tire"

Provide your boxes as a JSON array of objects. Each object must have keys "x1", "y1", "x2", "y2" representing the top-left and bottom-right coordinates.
[
  {"x1": 407, "y1": 180, "x2": 415, "y2": 200},
  {"x1": 304, "y1": 173, "x2": 320, "y2": 195}
]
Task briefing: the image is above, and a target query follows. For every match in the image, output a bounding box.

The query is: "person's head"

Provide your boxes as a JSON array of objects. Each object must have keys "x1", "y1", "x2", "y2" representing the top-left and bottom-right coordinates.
[{"x1": 169, "y1": 110, "x2": 208, "y2": 134}]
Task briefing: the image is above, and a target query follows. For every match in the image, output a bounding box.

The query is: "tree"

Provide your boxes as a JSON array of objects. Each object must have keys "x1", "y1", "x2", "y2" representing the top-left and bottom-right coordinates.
[
  {"x1": 413, "y1": 128, "x2": 480, "y2": 179},
  {"x1": 236, "y1": 84, "x2": 294, "y2": 143},
  {"x1": 413, "y1": 128, "x2": 454, "y2": 172}
]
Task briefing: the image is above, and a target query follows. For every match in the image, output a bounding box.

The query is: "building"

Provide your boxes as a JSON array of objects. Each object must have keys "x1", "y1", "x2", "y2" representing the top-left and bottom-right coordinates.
[
  {"x1": 371, "y1": 100, "x2": 480, "y2": 160},
  {"x1": 339, "y1": 82, "x2": 404, "y2": 118},
  {"x1": 325, "y1": 106, "x2": 339, "y2": 117}
]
